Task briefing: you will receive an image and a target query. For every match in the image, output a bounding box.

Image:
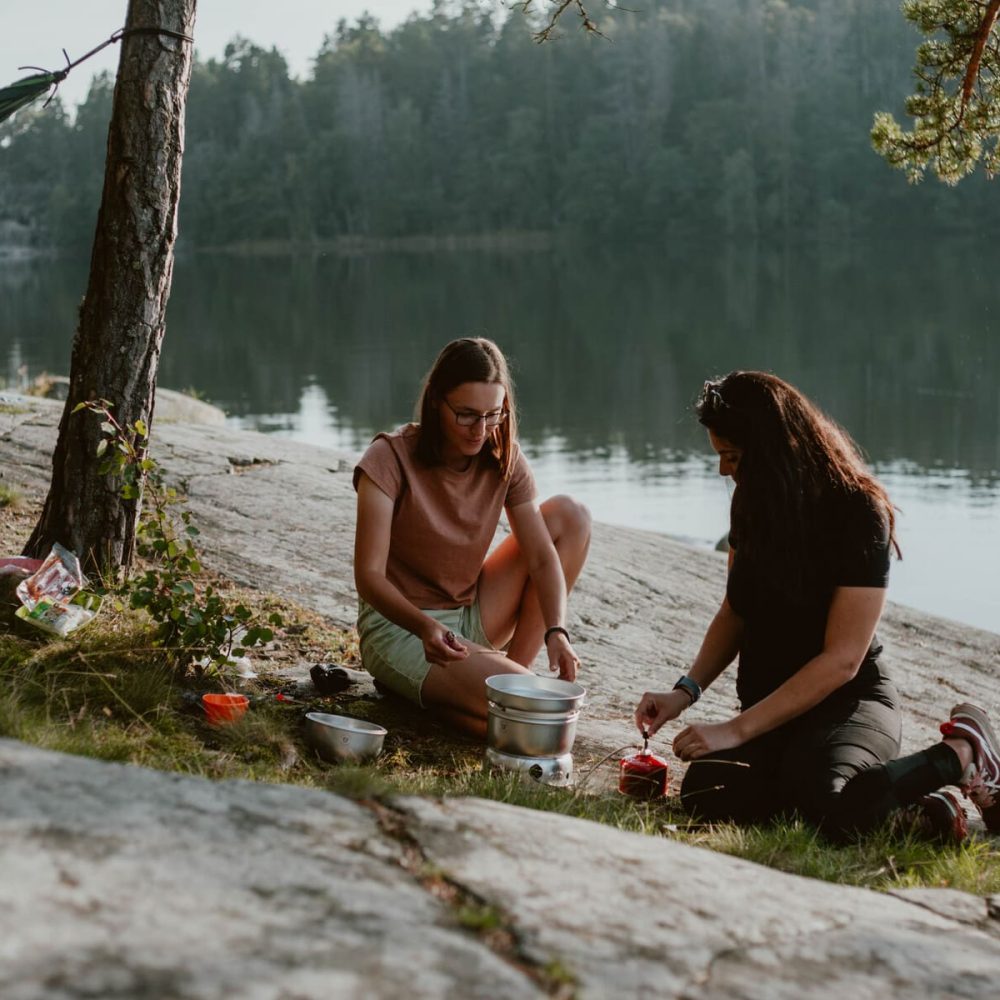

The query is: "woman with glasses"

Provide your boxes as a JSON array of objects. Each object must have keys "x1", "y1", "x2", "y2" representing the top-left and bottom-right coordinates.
[
  {"x1": 634, "y1": 371, "x2": 999, "y2": 843},
  {"x1": 353, "y1": 337, "x2": 590, "y2": 736}
]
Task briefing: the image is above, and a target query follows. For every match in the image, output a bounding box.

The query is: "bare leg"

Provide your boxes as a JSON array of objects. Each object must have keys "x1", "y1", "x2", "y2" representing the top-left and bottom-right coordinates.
[
  {"x1": 477, "y1": 495, "x2": 591, "y2": 667},
  {"x1": 421, "y1": 644, "x2": 531, "y2": 739}
]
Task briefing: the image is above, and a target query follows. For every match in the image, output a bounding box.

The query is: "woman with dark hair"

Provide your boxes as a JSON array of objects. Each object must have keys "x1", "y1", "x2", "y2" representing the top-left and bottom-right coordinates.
[
  {"x1": 354, "y1": 338, "x2": 591, "y2": 737},
  {"x1": 634, "y1": 371, "x2": 999, "y2": 842}
]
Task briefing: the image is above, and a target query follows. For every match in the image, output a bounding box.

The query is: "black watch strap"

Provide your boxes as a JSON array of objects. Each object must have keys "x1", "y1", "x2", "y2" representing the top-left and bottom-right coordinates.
[{"x1": 673, "y1": 675, "x2": 702, "y2": 705}]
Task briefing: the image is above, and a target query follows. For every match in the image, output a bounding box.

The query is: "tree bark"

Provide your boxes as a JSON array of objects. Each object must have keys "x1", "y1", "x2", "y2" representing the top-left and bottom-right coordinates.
[
  {"x1": 25, "y1": 0, "x2": 197, "y2": 574},
  {"x1": 961, "y1": 0, "x2": 1000, "y2": 111}
]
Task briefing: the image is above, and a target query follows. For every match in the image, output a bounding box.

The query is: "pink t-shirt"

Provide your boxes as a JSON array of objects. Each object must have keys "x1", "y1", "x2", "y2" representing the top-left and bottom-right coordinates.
[{"x1": 354, "y1": 424, "x2": 537, "y2": 609}]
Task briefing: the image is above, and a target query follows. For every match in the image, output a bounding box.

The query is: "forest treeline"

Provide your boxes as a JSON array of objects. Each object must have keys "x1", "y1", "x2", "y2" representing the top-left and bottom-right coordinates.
[{"x1": 2, "y1": 0, "x2": 998, "y2": 249}]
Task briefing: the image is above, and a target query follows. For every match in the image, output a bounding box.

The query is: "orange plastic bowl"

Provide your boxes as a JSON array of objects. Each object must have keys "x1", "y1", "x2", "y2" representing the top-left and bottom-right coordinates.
[{"x1": 202, "y1": 693, "x2": 249, "y2": 725}]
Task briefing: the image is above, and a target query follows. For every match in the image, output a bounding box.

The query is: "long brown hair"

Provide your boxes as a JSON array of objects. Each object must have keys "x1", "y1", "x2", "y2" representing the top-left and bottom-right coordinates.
[
  {"x1": 696, "y1": 371, "x2": 899, "y2": 580},
  {"x1": 414, "y1": 337, "x2": 519, "y2": 478}
]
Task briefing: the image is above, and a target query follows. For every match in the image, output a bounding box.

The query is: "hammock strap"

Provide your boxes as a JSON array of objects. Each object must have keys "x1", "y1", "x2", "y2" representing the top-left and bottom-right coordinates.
[
  {"x1": 17, "y1": 26, "x2": 196, "y2": 86},
  {"x1": 60, "y1": 26, "x2": 195, "y2": 79}
]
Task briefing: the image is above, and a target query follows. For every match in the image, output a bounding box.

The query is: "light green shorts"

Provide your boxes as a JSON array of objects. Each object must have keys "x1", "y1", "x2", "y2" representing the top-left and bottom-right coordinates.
[{"x1": 357, "y1": 599, "x2": 493, "y2": 708}]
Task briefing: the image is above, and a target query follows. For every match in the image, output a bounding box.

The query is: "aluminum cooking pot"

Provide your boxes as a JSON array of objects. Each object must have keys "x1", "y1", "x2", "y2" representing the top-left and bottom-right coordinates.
[
  {"x1": 485, "y1": 674, "x2": 586, "y2": 713},
  {"x1": 486, "y1": 702, "x2": 580, "y2": 758}
]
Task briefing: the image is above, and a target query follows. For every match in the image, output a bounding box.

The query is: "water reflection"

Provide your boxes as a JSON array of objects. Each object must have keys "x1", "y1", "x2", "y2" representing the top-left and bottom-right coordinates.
[
  {"x1": 159, "y1": 243, "x2": 999, "y2": 485},
  {"x1": 2, "y1": 242, "x2": 997, "y2": 631}
]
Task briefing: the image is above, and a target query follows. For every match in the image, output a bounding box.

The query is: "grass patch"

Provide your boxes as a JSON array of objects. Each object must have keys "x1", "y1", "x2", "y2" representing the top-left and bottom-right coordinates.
[
  {"x1": 0, "y1": 572, "x2": 360, "y2": 787},
  {"x1": 456, "y1": 903, "x2": 505, "y2": 932},
  {"x1": 699, "y1": 815, "x2": 1000, "y2": 895},
  {"x1": 0, "y1": 403, "x2": 31, "y2": 416},
  {"x1": 0, "y1": 485, "x2": 23, "y2": 509}
]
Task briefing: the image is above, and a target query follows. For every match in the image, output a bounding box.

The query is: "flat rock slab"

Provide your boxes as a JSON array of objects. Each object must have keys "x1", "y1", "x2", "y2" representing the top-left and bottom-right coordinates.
[
  {"x1": 399, "y1": 795, "x2": 1000, "y2": 999},
  {"x1": 2, "y1": 739, "x2": 1000, "y2": 1000},
  {"x1": 0, "y1": 739, "x2": 542, "y2": 1000}
]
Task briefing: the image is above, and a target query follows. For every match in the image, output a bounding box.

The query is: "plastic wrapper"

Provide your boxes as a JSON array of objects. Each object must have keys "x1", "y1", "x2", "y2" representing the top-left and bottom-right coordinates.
[
  {"x1": 15, "y1": 591, "x2": 103, "y2": 637},
  {"x1": 16, "y1": 543, "x2": 85, "y2": 607},
  {"x1": 14, "y1": 544, "x2": 100, "y2": 637}
]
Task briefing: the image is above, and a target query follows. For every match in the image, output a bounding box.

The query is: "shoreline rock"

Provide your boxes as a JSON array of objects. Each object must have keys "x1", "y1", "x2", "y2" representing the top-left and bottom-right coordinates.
[{"x1": 2, "y1": 737, "x2": 1000, "y2": 999}]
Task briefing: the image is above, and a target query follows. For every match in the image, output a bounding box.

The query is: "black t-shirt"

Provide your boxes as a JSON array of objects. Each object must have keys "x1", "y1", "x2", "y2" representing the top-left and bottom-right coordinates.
[{"x1": 726, "y1": 489, "x2": 891, "y2": 710}]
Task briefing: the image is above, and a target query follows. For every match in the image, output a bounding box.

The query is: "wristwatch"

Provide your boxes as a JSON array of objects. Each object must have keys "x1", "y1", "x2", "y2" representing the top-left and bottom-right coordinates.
[{"x1": 672, "y1": 675, "x2": 702, "y2": 705}]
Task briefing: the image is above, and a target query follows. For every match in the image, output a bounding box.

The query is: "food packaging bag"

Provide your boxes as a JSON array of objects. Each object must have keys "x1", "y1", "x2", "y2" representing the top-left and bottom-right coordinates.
[{"x1": 14, "y1": 543, "x2": 100, "y2": 637}]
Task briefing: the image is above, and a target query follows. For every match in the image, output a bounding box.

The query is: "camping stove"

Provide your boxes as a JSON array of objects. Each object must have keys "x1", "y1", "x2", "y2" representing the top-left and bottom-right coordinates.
[{"x1": 483, "y1": 746, "x2": 574, "y2": 787}]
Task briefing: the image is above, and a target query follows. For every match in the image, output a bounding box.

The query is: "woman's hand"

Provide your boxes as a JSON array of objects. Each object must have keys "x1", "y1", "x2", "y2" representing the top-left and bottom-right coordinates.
[
  {"x1": 671, "y1": 719, "x2": 744, "y2": 761},
  {"x1": 546, "y1": 632, "x2": 580, "y2": 682},
  {"x1": 634, "y1": 690, "x2": 691, "y2": 737},
  {"x1": 421, "y1": 621, "x2": 469, "y2": 666}
]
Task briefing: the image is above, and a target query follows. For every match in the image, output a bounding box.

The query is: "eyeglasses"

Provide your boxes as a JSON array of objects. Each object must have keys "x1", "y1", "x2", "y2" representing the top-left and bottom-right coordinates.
[{"x1": 442, "y1": 397, "x2": 509, "y2": 428}]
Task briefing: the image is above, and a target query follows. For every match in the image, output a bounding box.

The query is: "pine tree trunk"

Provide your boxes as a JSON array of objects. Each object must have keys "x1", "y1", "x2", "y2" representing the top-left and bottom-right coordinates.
[{"x1": 25, "y1": 0, "x2": 197, "y2": 574}]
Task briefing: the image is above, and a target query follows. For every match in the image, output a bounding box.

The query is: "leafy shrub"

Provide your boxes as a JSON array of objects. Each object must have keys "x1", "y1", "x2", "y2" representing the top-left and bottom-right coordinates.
[{"x1": 75, "y1": 399, "x2": 281, "y2": 677}]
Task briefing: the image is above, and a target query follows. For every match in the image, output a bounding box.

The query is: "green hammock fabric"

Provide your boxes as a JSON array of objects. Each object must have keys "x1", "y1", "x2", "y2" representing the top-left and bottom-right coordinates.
[{"x1": 0, "y1": 71, "x2": 65, "y2": 125}]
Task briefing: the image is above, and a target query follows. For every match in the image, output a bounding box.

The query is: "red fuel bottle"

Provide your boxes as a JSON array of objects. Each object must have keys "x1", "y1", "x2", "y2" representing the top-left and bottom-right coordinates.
[{"x1": 619, "y1": 736, "x2": 670, "y2": 800}]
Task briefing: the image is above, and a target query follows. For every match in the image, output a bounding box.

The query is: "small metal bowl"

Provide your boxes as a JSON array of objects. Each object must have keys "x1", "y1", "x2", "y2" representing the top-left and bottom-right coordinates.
[{"x1": 305, "y1": 712, "x2": 387, "y2": 763}]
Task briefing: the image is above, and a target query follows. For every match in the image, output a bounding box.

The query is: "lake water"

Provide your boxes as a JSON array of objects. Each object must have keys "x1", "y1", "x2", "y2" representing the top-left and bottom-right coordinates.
[{"x1": 2, "y1": 241, "x2": 998, "y2": 634}]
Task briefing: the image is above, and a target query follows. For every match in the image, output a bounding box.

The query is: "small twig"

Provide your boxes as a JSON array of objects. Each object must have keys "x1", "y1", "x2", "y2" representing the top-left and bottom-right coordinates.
[
  {"x1": 685, "y1": 757, "x2": 752, "y2": 767},
  {"x1": 676, "y1": 783, "x2": 726, "y2": 800},
  {"x1": 572, "y1": 742, "x2": 639, "y2": 792},
  {"x1": 522, "y1": 0, "x2": 609, "y2": 43}
]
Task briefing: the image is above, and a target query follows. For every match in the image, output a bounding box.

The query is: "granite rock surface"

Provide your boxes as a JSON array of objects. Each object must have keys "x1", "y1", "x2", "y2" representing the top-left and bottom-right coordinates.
[{"x1": 2, "y1": 739, "x2": 1000, "y2": 1000}]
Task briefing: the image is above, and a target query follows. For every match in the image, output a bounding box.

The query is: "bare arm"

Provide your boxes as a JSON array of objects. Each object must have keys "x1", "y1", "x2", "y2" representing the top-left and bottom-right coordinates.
[
  {"x1": 635, "y1": 595, "x2": 744, "y2": 736},
  {"x1": 687, "y1": 595, "x2": 744, "y2": 691},
  {"x1": 354, "y1": 473, "x2": 467, "y2": 665},
  {"x1": 506, "y1": 498, "x2": 580, "y2": 681},
  {"x1": 672, "y1": 585, "x2": 887, "y2": 760}
]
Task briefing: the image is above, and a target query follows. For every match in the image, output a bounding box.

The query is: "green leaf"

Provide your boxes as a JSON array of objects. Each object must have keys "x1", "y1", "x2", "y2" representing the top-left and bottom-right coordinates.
[
  {"x1": 96, "y1": 439, "x2": 108, "y2": 459},
  {"x1": 134, "y1": 419, "x2": 148, "y2": 437}
]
